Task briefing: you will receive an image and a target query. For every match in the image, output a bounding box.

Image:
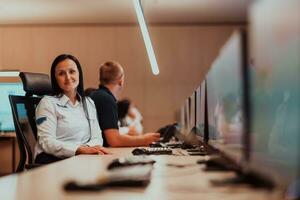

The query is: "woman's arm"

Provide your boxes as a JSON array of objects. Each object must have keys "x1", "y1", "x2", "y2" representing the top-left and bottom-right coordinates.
[
  {"x1": 36, "y1": 97, "x2": 80, "y2": 158},
  {"x1": 85, "y1": 98, "x2": 104, "y2": 147}
]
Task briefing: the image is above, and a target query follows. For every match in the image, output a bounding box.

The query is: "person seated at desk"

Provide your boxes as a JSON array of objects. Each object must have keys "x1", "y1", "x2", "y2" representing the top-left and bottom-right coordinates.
[
  {"x1": 90, "y1": 61, "x2": 160, "y2": 147},
  {"x1": 34, "y1": 54, "x2": 109, "y2": 164},
  {"x1": 84, "y1": 87, "x2": 97, "y2": 97},
  {"x1": 118, "y1": 98, "x2": 143, "y2": 136}
]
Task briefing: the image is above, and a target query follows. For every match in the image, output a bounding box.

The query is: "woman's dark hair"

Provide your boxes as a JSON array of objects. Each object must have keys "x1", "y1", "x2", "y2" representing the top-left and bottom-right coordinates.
[
  {"x1": 50, "y1": 54, "x2": 84, "y2": 98},
  {"x1": 50, "y1": 54, "x2": 91, "y2": 139},
  {"x1": 117, "y1": 99, "x2": 131, "y2": 120}
]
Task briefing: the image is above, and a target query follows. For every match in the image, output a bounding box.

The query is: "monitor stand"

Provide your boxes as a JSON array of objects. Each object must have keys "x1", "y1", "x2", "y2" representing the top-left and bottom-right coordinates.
[{"x1": 210, "y1": 170, "x2": 275, "y2": 189}]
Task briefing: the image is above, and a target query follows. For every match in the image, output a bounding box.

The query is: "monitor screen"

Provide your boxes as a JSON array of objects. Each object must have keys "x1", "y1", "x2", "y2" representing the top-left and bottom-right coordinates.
[
  {"x1": 184, "y1": 97, "x2": 190, "y2": 134},
  {"x1": 196, "y1": 86, "x2": 201, "y2": 126},
  {"x1": 0, "y1": 83, "x2": 25, "y2": 132},
  {"x1": 195, "y1": 80, "x2": 206, "y2": 140},
  {"x1": 179, "y1": 104, "x2": 185, "y2": 131},
  {"x1": 189, "y1": 92, "x2": 196, "y2": 129},
  {"x1": 206, "y1": 30, "x2": 247, "y2": 164},
  {"x1": 249, "y1": 0, "x2": 300, "y2": 191},
  {"x1": 177, "y1": 99, "x2": 190, "y2": 135}
]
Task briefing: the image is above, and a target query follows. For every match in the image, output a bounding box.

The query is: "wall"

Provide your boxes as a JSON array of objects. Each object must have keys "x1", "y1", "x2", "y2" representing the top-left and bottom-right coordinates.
[{"x1": 0, "y1": 24, "x2": 241, "y2": 132}]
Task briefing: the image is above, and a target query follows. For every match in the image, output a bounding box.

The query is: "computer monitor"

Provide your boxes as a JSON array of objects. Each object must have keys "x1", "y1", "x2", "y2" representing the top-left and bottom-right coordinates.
[
  {"x1": 189, "y1": 92, "x2": 196, "y2": 130},
  {"x1": 179, "y1": 104, "x2": 185, "y2": 131},
  {"x1": 176, "y1": 95, "x2": 198, "y2": 144},
  {"x1": 196, "y1": 86, "x2": 201, "y2": 126},
  {"x1": 249, "y1": 0, "x2": 300, "y2": 194},
  {"x1": 0, "y1": 82, "x2": 25, "y2": 132},
  {"x1": 177, "y1": 99, "x2": 189, "y2": 134},
  {"x1": 195, "y1": 80, "x2": 207, "y2": 142},
  {"x1": 206, "y1": 29, "x2": 248, "y2": 166},
  {"x1": 184, "y1": 98, "x2": 190, "y2": 132}
]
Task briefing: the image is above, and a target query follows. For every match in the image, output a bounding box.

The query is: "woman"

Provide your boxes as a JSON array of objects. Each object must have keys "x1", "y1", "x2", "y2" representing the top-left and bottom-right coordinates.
[
  {"x1": 118, "y1": 99, "x2": 143, "y2": 136},
  {"x1": 34, "y1": 54, "x2": 108, "y2": 164}
]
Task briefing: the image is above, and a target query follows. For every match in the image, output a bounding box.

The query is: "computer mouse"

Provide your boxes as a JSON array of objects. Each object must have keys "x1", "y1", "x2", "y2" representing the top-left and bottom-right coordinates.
[
  {"x1": 181, "y1": 142, "x2": 195, "y2": 149},
  {"x1": 107, "y1": 159, "x2": 124, "y2": 170},
  {"x1": 199, "y1": 145, "x2": 206, "y2": 152},
  {"x1": 149, "y1": 142, "x2": 162, "y2": 147},
  {"x1": 132, "y1": 148, "x2": 147, "y2": 155}
]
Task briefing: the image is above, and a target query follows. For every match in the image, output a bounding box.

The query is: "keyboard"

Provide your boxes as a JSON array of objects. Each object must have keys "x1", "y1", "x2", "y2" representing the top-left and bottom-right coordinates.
[
  {"x1": 132, "y1": 147, "x2": 173, "y2": 155},
  {"x1": 147, "y1": 147, "x2": 172, "y2": 155}
]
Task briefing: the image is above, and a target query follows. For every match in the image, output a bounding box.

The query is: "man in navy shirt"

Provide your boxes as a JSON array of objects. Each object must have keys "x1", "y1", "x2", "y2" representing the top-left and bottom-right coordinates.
[{"x1": 91, "y1": 61, "x2": 160, "y2": 147}]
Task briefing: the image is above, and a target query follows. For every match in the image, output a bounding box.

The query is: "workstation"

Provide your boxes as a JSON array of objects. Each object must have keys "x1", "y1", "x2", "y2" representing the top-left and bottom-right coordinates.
[
  {"x1": 0, "y1": 0, "x2": 299, "y2": 199},
  {"x1": 0, "y1": 148, "x2": 281, "y2": 200}
]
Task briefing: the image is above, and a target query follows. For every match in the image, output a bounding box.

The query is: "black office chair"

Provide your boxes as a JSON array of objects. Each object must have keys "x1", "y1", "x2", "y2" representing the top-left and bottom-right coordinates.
[{"x1": 9, "y1": 72, "x2": 52, "y2": 172}]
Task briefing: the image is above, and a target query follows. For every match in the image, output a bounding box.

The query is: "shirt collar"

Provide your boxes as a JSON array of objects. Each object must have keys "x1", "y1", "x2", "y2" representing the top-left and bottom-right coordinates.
[
  {"x1": 59, "y1": 94, "x2": 81, "y2": 107},
  {"x1": 99, "y1": 85, "x2": 117, "y2": 102}
]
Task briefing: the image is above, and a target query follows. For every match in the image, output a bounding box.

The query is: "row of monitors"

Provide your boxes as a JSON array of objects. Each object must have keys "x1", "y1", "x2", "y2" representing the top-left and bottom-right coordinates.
[{"x1": 179, "y1": 0, "x2": 299, "y2": 195}]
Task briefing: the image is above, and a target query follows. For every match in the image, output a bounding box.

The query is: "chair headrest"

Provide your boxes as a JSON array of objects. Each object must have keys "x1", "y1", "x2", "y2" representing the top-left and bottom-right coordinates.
[{"x1": 19, "y1": 72, "x2": 52, "y2": 96}]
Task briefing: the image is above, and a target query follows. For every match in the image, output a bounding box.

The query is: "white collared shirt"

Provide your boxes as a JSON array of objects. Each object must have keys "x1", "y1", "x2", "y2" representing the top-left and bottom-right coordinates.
[
  {"x1": 34, "y1": 95, "x2": 103, "y2": 158},
  {"x1": 119, "y1": 107, "x2": 143, "y2": 135}
]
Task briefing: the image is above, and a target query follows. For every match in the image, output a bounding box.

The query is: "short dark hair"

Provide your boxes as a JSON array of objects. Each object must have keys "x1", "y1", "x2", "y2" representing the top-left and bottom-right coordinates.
[
  {"x1": 50, "y1": 54, "x2": 85, "y2": 98},
  {"x1": 99, "y1": 61, "x2": 124, "y2": 85}
]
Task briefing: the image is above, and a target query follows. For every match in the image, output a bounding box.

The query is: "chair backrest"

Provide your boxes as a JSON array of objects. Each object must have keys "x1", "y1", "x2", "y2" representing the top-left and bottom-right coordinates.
[
  {"x1": 9, "y1": 95, "x2": 42, "y2": 172},
  {"x1": 9, "y1": 72, "x2": 52, "y2": 172},
  {"x1": 19, "y1": 72, "x2": 52, "y2": 138}
]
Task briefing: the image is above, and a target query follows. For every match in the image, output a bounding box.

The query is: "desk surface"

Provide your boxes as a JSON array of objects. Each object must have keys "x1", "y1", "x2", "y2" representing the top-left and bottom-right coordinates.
[
  {"x1": 0, "y1": 147, "x2": 282, "y2": 200},
  {"x1": 0, "y1": 132, "x2": 16, "y2": 138}
]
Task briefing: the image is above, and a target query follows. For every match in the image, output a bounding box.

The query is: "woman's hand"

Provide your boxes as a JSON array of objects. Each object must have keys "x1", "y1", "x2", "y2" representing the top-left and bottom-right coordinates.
[{"x1": 76, "y1": 145, "x2": 111, "y2": 155}]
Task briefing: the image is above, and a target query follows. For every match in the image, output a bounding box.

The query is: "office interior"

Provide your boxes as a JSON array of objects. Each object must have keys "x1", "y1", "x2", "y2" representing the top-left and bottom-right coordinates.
[{"x1": 0, "y1": 0, "x2": 299, "y2": 199}]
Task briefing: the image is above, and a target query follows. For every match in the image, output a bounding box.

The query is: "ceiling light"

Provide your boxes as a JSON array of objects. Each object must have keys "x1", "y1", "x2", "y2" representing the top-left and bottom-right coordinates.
[{"x1": 133, "y1": 0, "x2": 160, "y2": 75}]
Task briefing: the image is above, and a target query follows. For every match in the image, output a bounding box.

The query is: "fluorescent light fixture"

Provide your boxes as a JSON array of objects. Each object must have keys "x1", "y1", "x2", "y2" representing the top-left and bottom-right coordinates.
[
  {"x1": 0, "y1": 70, "x2": 20, "y2": 77},
  {"x1": 133, "y1": 0, "x2": 160, "y2": 75}
]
